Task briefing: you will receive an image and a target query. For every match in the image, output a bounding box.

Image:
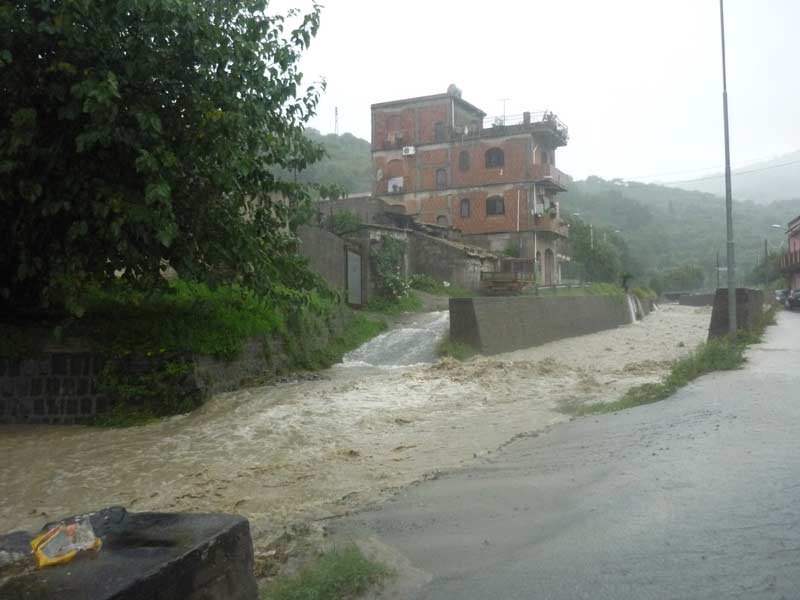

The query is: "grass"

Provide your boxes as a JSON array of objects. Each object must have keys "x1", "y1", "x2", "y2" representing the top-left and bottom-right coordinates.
[
  {"x1": 571, "y1": 307, "x2": 776, "y2": 416},
  {"x1": 437, "y1": 337, "x2": 478, "y2": 361},
  {"x1": 365, "y1": 292, "x2": 424, "y2": 315},
  {"x1": 524, "y1": 283, "x2": 626, "y2": 301},
  {"x1": 262, "y1": 543, "x2": 393, "y2": 600},
  {"x1": 315, "y1": 314, "x2": 387, "y2": 366},
  {"x1": 409, "y1": 274, "x2": 475, "y2": 298}
]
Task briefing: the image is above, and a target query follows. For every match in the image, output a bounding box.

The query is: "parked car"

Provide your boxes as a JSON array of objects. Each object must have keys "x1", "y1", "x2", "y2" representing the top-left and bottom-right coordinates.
[
  {"x1": 775, "y1": 289, "x2": 790, "y2": 304},
  {"x1": 786, "y1": 290, "x2": 800, "y2": 310}
]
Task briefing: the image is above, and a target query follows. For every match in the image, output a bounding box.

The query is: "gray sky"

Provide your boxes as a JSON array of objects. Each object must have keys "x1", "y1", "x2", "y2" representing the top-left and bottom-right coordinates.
[{"x1": 274, "y1": 0, "x2": 800, "y2": 182}]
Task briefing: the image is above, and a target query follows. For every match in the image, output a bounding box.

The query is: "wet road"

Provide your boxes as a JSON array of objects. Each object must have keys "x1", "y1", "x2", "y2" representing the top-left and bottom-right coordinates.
[{"x1": 334, "y1": 310, "x2": 800, "y2": 599}]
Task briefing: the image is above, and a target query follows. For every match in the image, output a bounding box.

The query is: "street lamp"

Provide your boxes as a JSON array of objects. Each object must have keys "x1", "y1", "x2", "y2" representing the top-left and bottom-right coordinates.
[{"x1": 719, "y1": 0, "x2": 736, "y2": 333}]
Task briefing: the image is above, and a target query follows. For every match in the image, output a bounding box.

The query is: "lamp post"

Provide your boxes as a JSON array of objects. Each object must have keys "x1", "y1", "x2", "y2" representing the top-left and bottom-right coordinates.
[{"x1": 719, "y1": 0, "x2": 736, "y2": 333}]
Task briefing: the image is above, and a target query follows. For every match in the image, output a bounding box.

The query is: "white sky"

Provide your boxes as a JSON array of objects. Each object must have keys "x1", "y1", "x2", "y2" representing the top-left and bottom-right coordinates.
[{"x1": 273, "y1": 0, "x2": 800, "y2": 181}]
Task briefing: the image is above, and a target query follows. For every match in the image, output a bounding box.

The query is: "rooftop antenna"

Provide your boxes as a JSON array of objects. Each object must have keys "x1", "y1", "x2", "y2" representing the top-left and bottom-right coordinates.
[
  {"x1": 334, "y1": 106, "x2": 339, "y2": 135},
  {"x1": 498, "y1": 98, "x2": 510, "y2": 125}
]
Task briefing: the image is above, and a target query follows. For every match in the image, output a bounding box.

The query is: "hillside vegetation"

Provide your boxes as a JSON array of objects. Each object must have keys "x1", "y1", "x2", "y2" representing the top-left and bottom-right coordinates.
[{"x1": 560, "y1": 177, "x2": 796, "y2": 287}]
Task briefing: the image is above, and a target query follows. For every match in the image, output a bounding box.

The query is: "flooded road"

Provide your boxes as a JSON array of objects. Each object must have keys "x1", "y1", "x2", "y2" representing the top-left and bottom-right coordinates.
[{"x1": 0, "y1": 305, "x2": 710, "y2": 542}]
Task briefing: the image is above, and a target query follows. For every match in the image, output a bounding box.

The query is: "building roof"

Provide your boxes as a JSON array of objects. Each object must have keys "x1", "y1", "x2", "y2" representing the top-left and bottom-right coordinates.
[{"x1": 371, "y1": 93, "x2": 486, "y2": 117}]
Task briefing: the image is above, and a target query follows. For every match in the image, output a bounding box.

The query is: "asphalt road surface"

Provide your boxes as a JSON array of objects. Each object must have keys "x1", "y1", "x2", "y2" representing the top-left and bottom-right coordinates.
[{"x1": 333, "y1": 310, "x2": 800, "y2": 599}]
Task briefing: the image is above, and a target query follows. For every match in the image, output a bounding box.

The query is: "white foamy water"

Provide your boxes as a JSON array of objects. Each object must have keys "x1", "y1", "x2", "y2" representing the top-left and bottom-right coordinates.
[{"x1": 342, "y1": 311, "x2": 450, "y2": 367}]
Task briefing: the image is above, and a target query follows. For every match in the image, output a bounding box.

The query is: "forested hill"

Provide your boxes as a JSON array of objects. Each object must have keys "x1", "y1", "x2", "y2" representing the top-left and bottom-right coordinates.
[
  {"x1": 667, "y1": 150, "x2": 800, "y2": 205},
  {"x1": 295, "y1": 129, "x2": 373, "y2": 194},
  {"x1": 560, "y1": 177, "x2": 798, "y2": 280}
]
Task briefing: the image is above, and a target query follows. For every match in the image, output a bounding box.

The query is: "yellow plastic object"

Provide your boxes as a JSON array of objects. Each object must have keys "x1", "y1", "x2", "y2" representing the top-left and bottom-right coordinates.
[{"x1": 30, "y1": 520, "x2": 102, "y2": 568}]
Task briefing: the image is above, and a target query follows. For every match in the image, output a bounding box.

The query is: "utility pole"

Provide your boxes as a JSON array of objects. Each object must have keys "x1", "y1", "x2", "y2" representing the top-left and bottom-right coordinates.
[
  {"x1": 334, "y1": 106, "x2": 339, "y2": 135},
  {"x1": 716, "y1": 250, "x2": 720, "y2": 289},
  {"x1": 719, "y1": 0, "x2": 737, "y2": 333},
  {"x1": 764, "y1": 238, "x2": 769, "y2": 290}
]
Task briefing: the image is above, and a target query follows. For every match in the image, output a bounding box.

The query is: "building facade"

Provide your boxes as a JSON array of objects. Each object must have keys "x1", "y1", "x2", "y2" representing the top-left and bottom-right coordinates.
[
  {"x1": 780, "y1": 215, "x2": 800, "y2": 289},
  {"x1": 370, "y1": 87, "x2": 572, "y2": 286}
]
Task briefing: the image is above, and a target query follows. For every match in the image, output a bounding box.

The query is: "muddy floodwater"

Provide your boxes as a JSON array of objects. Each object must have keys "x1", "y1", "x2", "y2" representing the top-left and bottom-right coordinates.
[{"x1": 0, "y1": 305, "x2": 710, "y2": 541}]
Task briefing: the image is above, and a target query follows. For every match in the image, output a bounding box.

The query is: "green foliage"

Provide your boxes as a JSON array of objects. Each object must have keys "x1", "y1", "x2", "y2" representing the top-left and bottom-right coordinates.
[
  {"x1": 437, "y1": 338, "x2": 478, "y2": 361},
  {"x1": 408, "y1": 274, "x2": 474, "y2": 297},
  {"x1": 365, "y1": 293, "x2": 423, "y2": 315},
  {"x1": 0, "y1": 1, "x2": 325, "y2": 313},
  {"x1": 632, "y1": 286, "x2": 658, "y2": 302},
  {"x1": 651, "y1": 264, "x2": 706, "y2": 293},
  {"x1": 323, "y1": 211, "x2": 362, "y2": 237},
  {"x1": 372, "y1": 237, "x2": 409, "y2": 299},
  {"x1": 503, "y1": 241, "x2": 521, "y2": 257},
  {"x1": 262, "y1": 543, "x2": 394, "y2": 600},
  {"x1": 290, "y1": 129, "x2": 374, "y2": 194},
  {"x1": 563, "y1": 218, "x2": 631, "y2": 283},
  {"x1": 73, "y1": 280, "x2": 286, "y2": 359},
  {"x1": 526, "y1": 283, "x2": 625, "y2": 301}
]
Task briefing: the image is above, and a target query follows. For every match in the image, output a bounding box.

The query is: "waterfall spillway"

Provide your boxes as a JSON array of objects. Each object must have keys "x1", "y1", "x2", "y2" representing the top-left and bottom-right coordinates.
[{"x1": 343, "y1": 311, "x2": 450, "y2": 367}]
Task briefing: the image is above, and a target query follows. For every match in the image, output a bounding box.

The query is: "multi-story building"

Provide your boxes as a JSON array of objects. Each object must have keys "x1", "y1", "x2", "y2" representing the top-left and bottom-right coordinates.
[
  {"x1": 370, "y1": 86, "x2": 571, "y2": 285},
  {"x1": 780, "y1": 214, "x2": 800, "y2": 289}
]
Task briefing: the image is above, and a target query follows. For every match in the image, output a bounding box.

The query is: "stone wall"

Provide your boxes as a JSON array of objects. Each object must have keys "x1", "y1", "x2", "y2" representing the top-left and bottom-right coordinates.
[
  {"x1": 0, "y1": 304, "x2": 354, "y2": 425},
  {"x1": 0, "y1": 353, "x2": 108, "y2": 424},
  {"x1": 708, "y1": 288, "x2": 765, "y2": 340},
  {"x1": 297, "y1": 225, "x2": 348, "y2": 291},
  {"x1": 409, "y1": 231, "x2": 498, "y2": 291},
  {"x1": 449, "y1": 295, "x2": 634, "y2": 355}
]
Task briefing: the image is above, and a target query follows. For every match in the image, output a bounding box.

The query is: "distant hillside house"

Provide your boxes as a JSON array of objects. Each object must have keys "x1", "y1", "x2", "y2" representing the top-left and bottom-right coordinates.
[
  {"x1": 370, "y1": 86, "x2": 572, "y2": 285},
  {"x1": 781, "y1": 215, "x2": 800, "y2": 289}
]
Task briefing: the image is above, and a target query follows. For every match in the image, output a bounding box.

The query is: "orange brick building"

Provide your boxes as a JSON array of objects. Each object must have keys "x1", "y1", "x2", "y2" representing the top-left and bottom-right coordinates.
[{"x1": 371, "y1": 86, "x2": 572, "y2": 285}]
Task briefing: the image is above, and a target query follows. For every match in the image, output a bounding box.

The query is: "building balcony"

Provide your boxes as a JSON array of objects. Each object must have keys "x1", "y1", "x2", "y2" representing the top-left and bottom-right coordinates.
[
  {"x1": 780, "y1": 249, "x2": 800, "y2": 272},
  {"x1": 531, "y1": 164, "x2": 571, "y2": 191},
  {"x1": 530, "y1": 213, "x2": 569, "y2": 237}
]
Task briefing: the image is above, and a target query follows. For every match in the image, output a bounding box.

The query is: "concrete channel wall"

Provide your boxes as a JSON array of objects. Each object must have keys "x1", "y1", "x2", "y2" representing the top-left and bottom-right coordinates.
[
  {"x1": 708, "y1": 288, "x2": 765, "y2": 340},
  {"x1": 449, "y1": 295, "x2": 634, "y2": 355}
]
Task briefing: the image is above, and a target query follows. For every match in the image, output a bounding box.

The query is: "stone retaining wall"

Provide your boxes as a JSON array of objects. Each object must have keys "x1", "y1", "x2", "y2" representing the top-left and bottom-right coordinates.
[
  {"x1": 0, "y1": 353, "x2": 109, "y2": 424},
  {"x1": 449, "y1": 294, "x2": 634, "y2": 355},
  {"x1": 0, "y1": 305, "x2": 353, "y2": 425}
]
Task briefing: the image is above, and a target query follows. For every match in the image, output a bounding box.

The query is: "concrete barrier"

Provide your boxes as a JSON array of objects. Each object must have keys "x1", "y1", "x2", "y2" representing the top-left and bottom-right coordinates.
[
  {"x1": 0, "y1": 510, "x2": 258, "y2": 599},
  {"x1": 708, "y1": 288, "x2": 765, "y2": 340},
  {"x1": 449, "y1": 295, "x2": 633, "y2": 355},
  {"x1": 678, "y1": 293, "x2": 715, "y2": 307}
]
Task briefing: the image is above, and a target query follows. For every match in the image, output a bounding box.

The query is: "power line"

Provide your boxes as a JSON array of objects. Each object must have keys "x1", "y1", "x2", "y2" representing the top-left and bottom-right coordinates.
[
  {"x1": 669, "y1": 158, "x2": 800, "y2": 184},
  {"x1": 622, "y1": 151, "x2": 800, "y2": 182}
]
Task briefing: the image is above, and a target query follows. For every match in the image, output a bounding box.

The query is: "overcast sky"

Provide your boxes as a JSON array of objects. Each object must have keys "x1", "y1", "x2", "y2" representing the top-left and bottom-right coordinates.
[{"x1": 273, "y1": 0, "x2": 800, "y2": 182}]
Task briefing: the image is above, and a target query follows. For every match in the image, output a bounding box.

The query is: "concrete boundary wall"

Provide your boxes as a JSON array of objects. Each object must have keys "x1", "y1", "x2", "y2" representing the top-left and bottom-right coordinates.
[
  {"x1": 708, "y1": 288, "x2": 764, "y2": 340},
  {"x1": 449, "y1": 295, "x2": 634, "y2": 355}
]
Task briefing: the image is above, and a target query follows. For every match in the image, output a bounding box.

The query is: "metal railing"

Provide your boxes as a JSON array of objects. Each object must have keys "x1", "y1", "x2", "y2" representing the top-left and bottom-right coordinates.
[
  {"x1": 780, "y1": 250, "x2": 800, "y2": 270},
  {"x1": 482, "y1": 111, "x2": 568, "y2": 137}
]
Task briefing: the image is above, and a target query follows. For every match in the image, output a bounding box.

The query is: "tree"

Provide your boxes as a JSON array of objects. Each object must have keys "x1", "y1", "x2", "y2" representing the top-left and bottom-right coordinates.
[
  {"x1": 0, "y1": 0, "x2": 324, "y2": 313},
  {"x1": 658, "y1": 264, "x2": 706, "y2": 292}
]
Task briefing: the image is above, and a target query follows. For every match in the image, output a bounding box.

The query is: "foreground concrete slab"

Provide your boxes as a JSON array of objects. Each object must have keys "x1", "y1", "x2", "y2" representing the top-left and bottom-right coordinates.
[{"x1": 0, "y1": 511, "x2": 257, "y2": 600}]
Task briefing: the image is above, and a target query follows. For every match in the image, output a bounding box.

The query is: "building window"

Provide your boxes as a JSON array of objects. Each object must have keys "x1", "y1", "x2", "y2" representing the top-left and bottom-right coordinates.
[
  {"x1": 541, "y1": 150, "x2": 549, "y2": 165},
  {"x1": 486, "y1": 195, "x2": 505, "y2": 215},
  {"x1": 459, "y1": 150, "x2": 470, "y2": 171},
  {"x1": 435, "y1": 168, "x2": 447, "y2": 190},
  {"x1": 436, "y1": 215, "x2": 448, "y2": 226},
  {"x1": 434, "y1": 121, "x2": 445, "y2": 142},
  {"x1": 485, "y1": 147, "x2": 504, "y2": 169},
  {"x1": 460, "y1": 198, "x2": 470, "y2": 218}
]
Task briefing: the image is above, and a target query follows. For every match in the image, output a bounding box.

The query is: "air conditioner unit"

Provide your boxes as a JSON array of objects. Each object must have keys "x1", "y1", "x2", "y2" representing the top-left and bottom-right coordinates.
[{"x1": 402, "y1": 146, "x2": 416, "y2": 156}]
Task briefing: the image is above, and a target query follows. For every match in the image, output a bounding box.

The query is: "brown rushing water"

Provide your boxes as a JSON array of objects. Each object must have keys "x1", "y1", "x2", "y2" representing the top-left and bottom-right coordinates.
[{"x1": 0, "y1": 305, "x2": 710, "y2": 541}]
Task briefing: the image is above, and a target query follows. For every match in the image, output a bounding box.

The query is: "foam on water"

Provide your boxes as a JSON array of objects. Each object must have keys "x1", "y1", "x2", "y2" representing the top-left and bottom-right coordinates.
[{"x1": 342, "y1": 311, "x2": 450, "y2": 367}]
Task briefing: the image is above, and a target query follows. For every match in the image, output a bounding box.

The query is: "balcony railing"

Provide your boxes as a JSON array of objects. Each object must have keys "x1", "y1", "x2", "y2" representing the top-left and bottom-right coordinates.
[
  {"x1": 780, "y1": 250, "x2": 800, "y2": 271},
  {"x1": 481, "y1": 111, "x2": 569, "y2": 144},
  {"x1": 531, "y1": 164, "x2": 572, "y2": 188}
]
